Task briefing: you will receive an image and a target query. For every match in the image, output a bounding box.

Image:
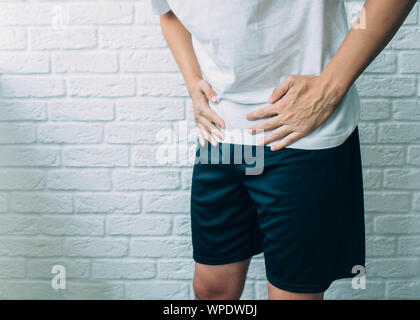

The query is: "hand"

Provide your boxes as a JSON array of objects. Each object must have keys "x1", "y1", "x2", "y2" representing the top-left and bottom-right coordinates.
[
  {"x1": 246, "y1": 75, "x2": 345, "y2": 151},
  {"x1": 188, "y1": 79, "x2": 225, "y2": 147}
]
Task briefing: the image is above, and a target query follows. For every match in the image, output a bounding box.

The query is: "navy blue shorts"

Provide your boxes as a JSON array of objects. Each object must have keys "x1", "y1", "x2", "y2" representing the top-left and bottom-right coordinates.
[{"x1": 190, "y1": 127, "x2": 366, "y2": 293}]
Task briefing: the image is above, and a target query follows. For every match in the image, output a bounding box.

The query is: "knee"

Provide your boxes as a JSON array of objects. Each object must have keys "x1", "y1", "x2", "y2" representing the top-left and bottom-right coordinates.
[{"x1": 193, "y1": 277, "x2": 242, "y2": 300}]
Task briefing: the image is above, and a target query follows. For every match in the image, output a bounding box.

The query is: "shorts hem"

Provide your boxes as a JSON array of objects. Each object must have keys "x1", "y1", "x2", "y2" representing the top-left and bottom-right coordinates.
[
  {"x1": 266, "y1": 269, "x2": 355, "y2": 294},
  {"x1": 193, "y1": 248, "x2": 263, "y2": 266}
]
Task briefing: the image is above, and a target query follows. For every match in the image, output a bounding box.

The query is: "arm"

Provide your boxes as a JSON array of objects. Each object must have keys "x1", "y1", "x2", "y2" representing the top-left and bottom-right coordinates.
[
  {"x1": 247, "y1": 0, "x2": 417, "y2": 151},
  {"x1": 320, "y1": 0, "x2": 417, "y2": 96},
  {"x1": 160, "y1": 11, "x2": 225, "y2": 147}
]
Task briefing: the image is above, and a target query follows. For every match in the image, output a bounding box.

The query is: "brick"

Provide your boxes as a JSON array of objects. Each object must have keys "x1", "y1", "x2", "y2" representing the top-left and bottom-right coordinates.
[
  {"x1": 68, "y1": 76, "x2": 136, "y2": 98},
  {"x1": 364, "y1": 192, "x2": 411, "y2": 212},
  {"x1": 63, "y1": 146, "x2": 129, "y2": 167},
  {"x1": 64, "y1": 238, "x2": 127, "y2": 257},
  {"x1": 0, "y1": 147, "x2": 59, "y2": 166},
  {"x1": 10, "y1": 192, "x2": 72, "y2": 213},
  {"x1": 130, "y1": 238, "x2": 192, "y2": 258},
  {"x1": 37, "y1": 124, "x2": 103, "y2": 144},
  {"x1": 400, "y1": 52, "x2": 420, "y2": 73},
  {"x1": 106, "y1": 123, "x2": 171, "y2": 144},
  {"x1": 407, "y1": 146, "x2": 420, "y2": 165},
  {"x1": 99, "y1": 26, "x2": 166, "y2": 49},
  {"x1": 0, "y1": 170, "x2": 45, "y2": 190},
  {"x1": 0, "y1": 28, "x2": 26, "y2": 49},
  {"x1": 47, "y1": 170, "x2": 111, "y2": 191},
  {"x1": 0, "y1": 238, "x2": 62, "y2": 257},
  {"x1": 53, "y1": 52, "x2": 118, "y2": 73},
  {"x1": 325, "y1": 280, "x2": 386, "y2": 300},
  {"x1": 173, "y1": 216, "x2": 191, "y2": 236},
  {"x1": 126, "y1": 281, "x2": 189, "y2": 299},
  {"x1": 0, "y1": 53, "x2": 49, "y2": 73},
  {"x1": 0, "y1": 124, "x2": 36, "y2": 144},
  {"x1": 0, "y1": 76, "x2": 65, "y2": 98},
  {"x1": 0, "y1": 258, "x2": 25, "y2": 278},
  {"x1": 384, "y1": 169, "x2": 420, "y2": 189},
  {"x1": 48, "y1": 100, "x2": 114, "y2": 121},
  {"x1": 389, "y1": 27, "x2": 420, "y2": 49},
  {"x1": 357, "y1": 123, "x2": 376, "y2": 144},
  {"x1": 62, "y1": 283, "x2": 124, "y2": 300},
  {"x1": 106, "y1": 216, "x2": 171, "y2": 235},
  {"x1": 27, "y1": 259, "x2": 90, "y2": 279},
  {"x1": 40, "y1": 216, "x2": 104, "y2": 236},
  {"x1": 121, "y1": 50, "x2": 178, "y2": 72},
  {"x1": 68, "y1": 3, "x2": 134, "y2": 25},
  {"x1": 116, "y1": 99, "x2": 184, "y2": 121},
  {"x1": 74, "y1": 193, "x2": 140, "y2": 214},
  {"x1": 143, "y1": 193, "x2": 190, "y2": 213},
  {"x1": 366, "y1": 236, "x2": 397, "y2": 257},
  {"x1": 392, "y1": 99, "x2": 420, "y2": 120},
  {"x1": 362, "y1": 169, "x2": 382, "y2": 189},
  {"x1": 386, "y1": 281, "x2": 420, "y2": 299},
  {"x1": 92, "y1": 259, "x2": 156, "y2": 279},
  {"x1": 374, "y1": 215, "x2": 420, "y2": 234},
  {"x1": 0, "y1": 4, "x2": 57, "y2": 25},
  {"x1": 30, "y1": 28, "x2": 97, "y2": 50},
  {"x1": 138, "y1": 74, "x2": 188, "y2": 97},
  {"x1": 365, "y1": 52, "x2": 397, "y2": 73},
  {"x1": 114, "y1": 170, "x2": 180, "y2": 190},
  {"x1": 0, "y1": 101, "x2": 46, "y2": 121},
  {"x1": 157, "y1": 259, "x2": 193, "y2": 280},
  {"x1": 0, "y1": 215, "x2": 40, "y2": 235},
  {"x1": 398, "y1": 236, "x2": 420, "y2": 255},
  {"x1": 356, "y1": 76, "x2": 416, "y2": 97},
  {"x1": 366, "y1": 258, "x2": 420, "y2": 278},
  {"x1": 360, "y1": 146, "x2": 405, "y2": 167},
  {"x1": 359, "y1": 99, "x2": 391, "y2": 121},
  {"x1": 378, "y1": 123, "x2": 420, "y2": 143},
  {"x1": 0, "y1": 281, "x2": 61, "y2": 299}
]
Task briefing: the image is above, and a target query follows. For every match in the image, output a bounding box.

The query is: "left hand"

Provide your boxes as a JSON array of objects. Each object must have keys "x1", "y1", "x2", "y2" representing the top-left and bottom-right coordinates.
[{"x1": 246, "y1": 75, "x2": 345, "y2": 151}]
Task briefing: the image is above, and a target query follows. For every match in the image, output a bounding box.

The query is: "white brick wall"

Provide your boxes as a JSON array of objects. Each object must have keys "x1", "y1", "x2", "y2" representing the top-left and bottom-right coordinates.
[{"x1": 0, "y1": 0, "x2": 419, "y2": 300}]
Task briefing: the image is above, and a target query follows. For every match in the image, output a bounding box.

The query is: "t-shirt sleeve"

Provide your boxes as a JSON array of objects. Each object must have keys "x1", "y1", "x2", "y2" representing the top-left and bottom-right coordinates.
[{"x1": 149, "y1": 0, "x2": 171, "y2": 15}]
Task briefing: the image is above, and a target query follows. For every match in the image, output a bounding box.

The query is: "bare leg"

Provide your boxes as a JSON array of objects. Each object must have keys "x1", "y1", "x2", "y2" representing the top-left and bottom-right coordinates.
[
  {"x1": 268, "y1": 282, "x2": 324, "y2": 300},
  {"x1": 193, "y1": 258, "x2": 251, "y2": 300}
]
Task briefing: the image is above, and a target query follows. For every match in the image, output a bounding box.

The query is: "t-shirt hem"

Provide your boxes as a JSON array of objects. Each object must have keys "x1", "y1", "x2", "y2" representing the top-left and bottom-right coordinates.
[{"x1": 216, "y1": 122, "x2": 359, "y2": 151}]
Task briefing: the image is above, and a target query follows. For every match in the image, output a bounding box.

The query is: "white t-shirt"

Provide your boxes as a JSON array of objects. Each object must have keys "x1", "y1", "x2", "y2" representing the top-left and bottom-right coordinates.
[{"x1": 149, "y1": 0, "x2": 361, "y2": 150}]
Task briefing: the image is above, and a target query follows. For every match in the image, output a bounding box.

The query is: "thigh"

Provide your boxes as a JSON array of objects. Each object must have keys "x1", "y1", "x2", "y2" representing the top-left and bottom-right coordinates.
[
  {"x1": 191, "y1": 141, "x2": 264, "y2": 265},
  {"x1": 244, "y1": 127, "x2": 365, "y2": 293},
  {"x1": 193, "y1": 258, "x2": 252, "y2": 300},
  {"x1": 268, "y1": 282, "x2": 324, "y2": 300}
]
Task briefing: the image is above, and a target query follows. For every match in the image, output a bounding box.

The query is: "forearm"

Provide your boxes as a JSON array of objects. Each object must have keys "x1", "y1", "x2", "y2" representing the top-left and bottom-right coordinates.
[
  {"x1": 160, "y1": 11, "x2": 203, "y2": 96},
  {"x1": 320, "y1": 0, "x2": 416, "y2": 95}
]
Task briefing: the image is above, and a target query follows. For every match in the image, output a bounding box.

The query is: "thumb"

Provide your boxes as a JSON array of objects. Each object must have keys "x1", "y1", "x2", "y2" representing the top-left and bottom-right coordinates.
[
  {"x1": 269, "y1": 75, "x2": 295, "y2": 104},
  {"x1": 199, "y1": 80, "x2": 219, "y2": 104}
]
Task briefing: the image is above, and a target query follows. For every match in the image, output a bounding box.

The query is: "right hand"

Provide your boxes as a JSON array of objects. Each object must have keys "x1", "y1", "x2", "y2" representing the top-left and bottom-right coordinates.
[{"x1": 189, "y1": 79, "x2": 225, "y2": 147}]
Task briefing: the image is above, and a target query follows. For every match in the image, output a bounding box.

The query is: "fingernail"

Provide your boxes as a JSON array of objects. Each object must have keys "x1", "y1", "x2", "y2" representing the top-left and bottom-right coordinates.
[
  {"x1": 248, "y1": 128, "x2": 253, "y2": 134},
  {"x1": 211, "y1": 96, "x2": 218, "y2": 103}
]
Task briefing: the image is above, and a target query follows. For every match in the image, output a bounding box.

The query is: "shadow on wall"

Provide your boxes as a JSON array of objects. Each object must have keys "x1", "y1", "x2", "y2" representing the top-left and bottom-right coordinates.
[{"x1": 0, "y1": 75, "x2": 123, "y2": 299}]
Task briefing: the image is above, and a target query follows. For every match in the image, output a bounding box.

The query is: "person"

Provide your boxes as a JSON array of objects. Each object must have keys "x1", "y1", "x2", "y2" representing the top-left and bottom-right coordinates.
[{"x1": 149, "y1": 0, "x2": 416, "y2": 300}]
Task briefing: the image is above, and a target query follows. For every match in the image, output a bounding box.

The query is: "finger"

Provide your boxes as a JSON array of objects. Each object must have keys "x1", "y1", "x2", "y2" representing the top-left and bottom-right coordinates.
[
  {"x1": 246, "y1": 104, "x2": 277, "y2": 121},
  {"x1": 199, "y1": 80, "x2": 219, "y2": 104},
  {"x1": 248, "y1": 116, "x2": 283, "y2": 134},
  {"x1": 196, "y1": 124, "x2": 208, "y2": 147},
  {"x1": 269, "y1": 75, "x2": 295, "y2": 104},
  {"x1": 270, "y1": 132, "x2": 302, "y2": 151},
  {"x1": 257, "y1": 126, "x2": 294, "y2": 146},
  {"x1": 201, "y1": 117, "x2": 225, "y2": 141},
  {"x1": 197, "y1": 129, "x2": 206, "y2": 147},
  {"x1": 203, "y1": 108, "x2": 226, "y2": 130},
  {"x1": 208, "y1": 134, "x2": 218, "y2": 147}
]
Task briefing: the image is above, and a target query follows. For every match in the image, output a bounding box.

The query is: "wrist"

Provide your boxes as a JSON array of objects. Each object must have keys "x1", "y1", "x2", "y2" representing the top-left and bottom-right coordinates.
[{"x1": 318, "y1": 71, "x2": 351, "y2": 105}]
